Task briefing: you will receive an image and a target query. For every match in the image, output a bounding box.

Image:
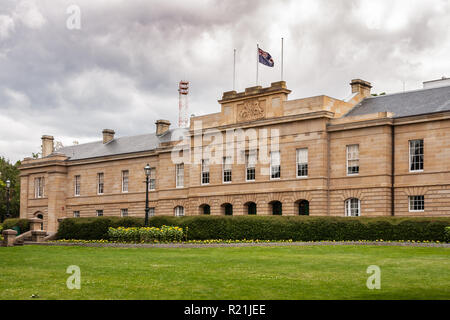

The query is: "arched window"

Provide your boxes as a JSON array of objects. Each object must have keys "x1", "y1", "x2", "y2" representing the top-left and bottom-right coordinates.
[
  {"x1": 270, "y1": 201, "x2": 282, "y2": 215},
  {"x1": 245, "y1": 202, "x2": 257, "y2": 215},
  {"x1": 297, "y1": 200, "x2": 309, "y2": 216},
  {"x1": 200, "y1": 204, "x2": 210, "y2": 215},
  {"x1": 345, "y1": 198, "x2": 361, "y2": 217},
  {"x1": 221, "y1": 203, "x2": 233, "y2": 216},
  {"x1": 174, "y1": 206, "x2": 185, "y2": 217}
]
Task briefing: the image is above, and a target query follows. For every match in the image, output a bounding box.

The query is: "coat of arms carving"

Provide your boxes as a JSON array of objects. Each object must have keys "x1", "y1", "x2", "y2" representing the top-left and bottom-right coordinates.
[{"x1": 238, "y1": 99, "x2": 265, "y2": 122}]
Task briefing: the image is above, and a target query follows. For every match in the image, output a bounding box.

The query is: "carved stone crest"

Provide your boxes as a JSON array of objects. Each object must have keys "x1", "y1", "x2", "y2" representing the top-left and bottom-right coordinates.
[{"x1": 238, "y1": 99, "x2": 265, "y2": 122}]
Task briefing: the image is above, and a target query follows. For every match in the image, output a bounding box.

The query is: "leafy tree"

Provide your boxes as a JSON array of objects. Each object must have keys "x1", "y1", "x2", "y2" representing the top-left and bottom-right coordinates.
[{"x1": 0, "y1": 157, "x2": 21, "y2": 221}]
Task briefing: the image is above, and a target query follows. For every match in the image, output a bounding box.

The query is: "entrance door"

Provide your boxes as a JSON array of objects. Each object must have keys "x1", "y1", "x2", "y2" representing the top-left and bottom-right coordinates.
[{"x1": 299, "y1": 200, "x2": 309, "y2": 216}]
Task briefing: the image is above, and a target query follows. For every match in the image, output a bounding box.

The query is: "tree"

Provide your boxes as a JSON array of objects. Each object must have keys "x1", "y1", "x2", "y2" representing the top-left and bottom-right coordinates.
[{"x1": 0, "y1": 157, "x2": 21, "y2": 220}]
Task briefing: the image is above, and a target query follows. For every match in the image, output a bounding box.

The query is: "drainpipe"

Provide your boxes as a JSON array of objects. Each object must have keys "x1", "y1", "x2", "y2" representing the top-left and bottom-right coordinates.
[
  {"x1": 391, "y1": 123, "x2": 395, "y2": 216},
  {"x1": 327, "y1": 131, "x2": 331, "y2": 216}
]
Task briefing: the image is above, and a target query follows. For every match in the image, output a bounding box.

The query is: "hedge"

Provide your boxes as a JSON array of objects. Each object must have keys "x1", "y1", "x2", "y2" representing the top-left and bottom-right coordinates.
[
  {"x1": 56, "y1": 216, "x2": 450, "y2": 242},
  {"x1": 1, "y1": 218, "x2": 30, "y2": 235},
  {"x1": 108, "y1": 226, "x2": 184, "y2": 243}
]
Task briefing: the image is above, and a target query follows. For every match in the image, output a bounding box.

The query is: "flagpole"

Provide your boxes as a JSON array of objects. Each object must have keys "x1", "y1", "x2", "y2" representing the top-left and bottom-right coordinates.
[
  {"x1": 281, "y1": 37, "x2": 284, "y2": 81},
  {"x1": 256, "y1": 44, "x2": 259, "y2": 86},
  {"x1": 233, "y1": 48, "x2": 236, "y2": 91}
]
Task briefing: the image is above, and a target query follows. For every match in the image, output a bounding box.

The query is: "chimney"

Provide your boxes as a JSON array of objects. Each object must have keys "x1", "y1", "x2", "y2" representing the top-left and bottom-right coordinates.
[
  {"x1": 41, "y1": 135, "x2": 54, "y2": 157},
  {"x1": 102, "y1": 129, "x2": 115, "y2": 144},
  {"x1": 350, "y1": 79, "x2": 372, "y2": 98},
  {"x1": 155, "y1": 120, "x2": 171, "y2": 136}
]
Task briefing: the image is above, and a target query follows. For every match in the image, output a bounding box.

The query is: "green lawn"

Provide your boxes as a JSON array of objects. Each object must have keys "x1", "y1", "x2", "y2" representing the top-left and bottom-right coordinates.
[{"x1": 0, "y1": 245, "x2": 449, "y2": 300}]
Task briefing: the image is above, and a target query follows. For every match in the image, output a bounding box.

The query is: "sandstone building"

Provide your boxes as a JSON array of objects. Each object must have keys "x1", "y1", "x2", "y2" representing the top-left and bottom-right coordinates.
[{"x1": 19, "y1": 79, "x2": 450, "y2": 232}]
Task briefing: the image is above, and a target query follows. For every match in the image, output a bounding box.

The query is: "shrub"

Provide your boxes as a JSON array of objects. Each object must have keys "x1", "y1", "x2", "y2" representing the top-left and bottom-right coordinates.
[
  {"x1": 2, "y1": 218, "x2": 30, "y2": 234},
  {"x1": 108, "y1": 226, "x2": 184, "y2": 243},
  {"x1": 445, "y1": 227, "x2": 450, "y2": 243},
  {"x1": 57, "y1": 216, "x2": 450, "y2": 242}
]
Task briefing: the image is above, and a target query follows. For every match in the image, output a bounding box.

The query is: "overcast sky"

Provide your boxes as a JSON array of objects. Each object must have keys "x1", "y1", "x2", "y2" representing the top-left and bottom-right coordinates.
[{"x1": 0, "y1": 0, "x2": 449, "y2": 162}]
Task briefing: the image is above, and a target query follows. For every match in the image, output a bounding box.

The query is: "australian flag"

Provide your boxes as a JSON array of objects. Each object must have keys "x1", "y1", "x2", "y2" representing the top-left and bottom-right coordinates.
[{"x1": 258, "y1": 48, "x2": 274, "y2": 67}]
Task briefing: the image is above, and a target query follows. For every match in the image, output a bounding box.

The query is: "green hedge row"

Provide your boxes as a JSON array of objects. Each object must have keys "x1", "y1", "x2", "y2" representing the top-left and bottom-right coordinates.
[
  {"x1": 1, "y1": 218, "x2": 30, "y2": 235},
  {"x1": 56, "y1": 216, "x2": 450, "y2": 242}
]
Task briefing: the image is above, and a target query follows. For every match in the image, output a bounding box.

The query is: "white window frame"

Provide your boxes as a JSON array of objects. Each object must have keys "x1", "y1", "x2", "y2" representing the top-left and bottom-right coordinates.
[
  {"x1": 345, "y1": 198, "x2": 361, "y2": 217},
  {"x1": 121, "y1": 170, "x2": 129, "y2": 193},
  {"x1": 148, "y1": 167, "x2": 156, "y2": 191},
  {"x1": 176, "y1": 163, "x2": 184, "y2": 188},
  {"x1": 223, "y1": 156, "x2": 232, "y2": 183},
  {"x1": 97, "y1": 173, "x2": 104, "y2": 195},
  {"x1": 35, "y1": 177, "x2": 44, "y2": 199},
  {"x1": 246, "y1": 150, "x2": 256, "y2": 182},
  {"x1": 409, "y1": 195, "x2": 425, "y2": 212},
  {"x1": 149, "y1": 207, "x2": 155, "y2": 217},
  {"x1": 73, "y1": 211, "x2": 80, "y2": 218},
  {"x1": 174, "y1": 206, "x2": 184, "y2": 217},
  {"x1": 121, "y1": 208, "x2": 128, "y2": 217},
  {"x1": 270, "y1": 151, "x2": 281, "y2": 180},
  {"x1": 96, "y1": 210, "x2": 104, "y2": 217},
  {"x1": 201, "y1": 159, "x2": 210, "y2": 185},
  {"x1": 346, "y1": 144, "x2": 360, "y2": 176},
  {"x1": 74, "y1": 175, "x2": 81, "y2": 196},
  {"x1": 296, "y1": 148, "x2": 308, "y2": 178},
  {"x1": 409, "y1": 139, "x2": 424, "y2": 172}
]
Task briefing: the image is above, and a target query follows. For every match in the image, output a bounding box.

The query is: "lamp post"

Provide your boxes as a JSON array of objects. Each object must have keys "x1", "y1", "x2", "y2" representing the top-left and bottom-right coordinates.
[
  {"x1": 5, "y1": 179, "x2": 11, "y2": 221},
  {"x1": 144, "y1": 164, "x2": 151, "y2": 227}
]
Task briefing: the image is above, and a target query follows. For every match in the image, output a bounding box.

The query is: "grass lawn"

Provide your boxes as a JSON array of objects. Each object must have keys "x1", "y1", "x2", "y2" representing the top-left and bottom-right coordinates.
[{"x1": 0, "y1": 245, "x2": 449, "y2": 300}]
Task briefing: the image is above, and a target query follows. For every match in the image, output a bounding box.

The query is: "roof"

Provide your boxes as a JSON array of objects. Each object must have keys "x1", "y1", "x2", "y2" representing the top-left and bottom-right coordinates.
[
  {"x1": 345, "y1": 85, "x2": 450, "y2": 118},
  {"x1": 56, "y1": 129, "x2": 182, "y2": 161}
]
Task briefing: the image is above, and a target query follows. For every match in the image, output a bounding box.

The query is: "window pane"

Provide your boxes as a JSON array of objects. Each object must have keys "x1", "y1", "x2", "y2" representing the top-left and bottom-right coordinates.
[
  {"x1": 410, "y1": 140, "x2": 424, "y2": 171},
  {"x1": 296, "y1": 148, "x2": 308, "y2": 177}
]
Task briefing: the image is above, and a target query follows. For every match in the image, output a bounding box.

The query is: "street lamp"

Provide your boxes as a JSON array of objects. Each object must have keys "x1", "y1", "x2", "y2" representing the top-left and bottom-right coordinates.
[
  {"x1": 5, "y1": 179, "x2": 11, "y2": 221},
  {"x1": 144, "y1": 164, "x2": 151, "y2": 226}
]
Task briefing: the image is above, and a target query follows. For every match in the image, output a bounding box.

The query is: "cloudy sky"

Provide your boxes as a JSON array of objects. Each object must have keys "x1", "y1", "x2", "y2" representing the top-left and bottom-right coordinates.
[{"x1": 0, "y1": 0, "x2": 449, "y2": 162}]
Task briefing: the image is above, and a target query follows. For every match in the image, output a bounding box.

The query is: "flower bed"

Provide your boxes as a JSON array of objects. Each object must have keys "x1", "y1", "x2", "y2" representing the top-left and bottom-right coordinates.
[{"x1": 107, "y1": 225, "x2": 184, "y2": 243}]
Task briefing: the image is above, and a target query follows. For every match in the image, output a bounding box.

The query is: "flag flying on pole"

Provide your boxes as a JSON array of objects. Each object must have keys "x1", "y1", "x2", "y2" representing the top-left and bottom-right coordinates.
[{"x1": 258, "y1": 48, "x2": 274, "y2": 67}]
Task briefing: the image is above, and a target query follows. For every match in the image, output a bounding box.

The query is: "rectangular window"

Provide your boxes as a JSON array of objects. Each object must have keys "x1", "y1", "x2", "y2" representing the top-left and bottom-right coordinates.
[
  {"x1": 347, "y1": 145, "x2": 360, "y2": 175},
  {"x1": 96, "y1": 210, "x2": 103, "y2": 217},
  {"x1": 201, "y1": 159, "x2": 210, "y2": 185},
  {"x1": 409, "y1": 139, "x2": 424, "y2": 172},
  {"x1": 73, "y1": 211, "x2": 80, "y2": 218},
  {"x1": 409, "y1": 195, "x2": 425, "y2": 212},
  {"x1": 122, "y1": 170, "x2": 129, "y2": 193},
  {"x1": 270, "y1": 151, "x2": 281, "y2": 179},
  {"x1": 223, "y1": 156, "x2": 232, "y2": 183},
  {"x1": 296, "y1": 148, "x2": 308, "y2": 178},
  {"x1": 121, "y1": 208, "x2": 128, "y2": 217},
  {"x1": 246, "y1": 151, "x2": 256, "y2": 181},
  {"x1": 97, "y1": 173, "x2": 104, "y2": 194},
  {"x1": 148, "y1": 168, "x2": 156, "y2": 191},
  {"x1": 74, "y1": 175, "x2": 81, "y2": 196},
  {"x1": 34, "y1": 177, "x2": 44, "y2": 198},
  {"x1": 176, "y1": 163, "x2": 184, "y2": 188},
  {"x1": 149, "y1": 207, "x2": 155, "y2": 217},
  {"x1": 174, "y1": 206, "x2": 184, "y2": 217}
]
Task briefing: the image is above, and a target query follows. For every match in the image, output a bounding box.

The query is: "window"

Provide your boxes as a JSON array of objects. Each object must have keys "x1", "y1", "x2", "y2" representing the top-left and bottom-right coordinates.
[
  {"x1": 345, "y1": 198, "x2": 361, "y2": 217},
  {"x1": 122, "y1": 170, "x2": 129, "y2": 193},
  {"x1": 270, "y1": 151, "x2": 281, "y2": 179},
  {"x1": 246, "y1": 151, "x2": 256, "y2": 181},
  {"x1": 149, "y1": 207, "x2": 155, "y2": 217},
  {"x1": 96, "y1": 210, "x2": 104, "y2": 217},
  {"x1": 74, "y1": 175, "x2": 80, "y2": 196},
  {"x1": 73, "y1": 211, "x2": 80, "y2": 218},
  {"x1": 409, "y1": 196, "x2": 425, "y2": 212},
  {"x1": 409, "y1": 140, "x2": 424, "y2": 172},
  {"x1": 176, "y1": 164, "x2": 184, "y2": 188},
  {"x1": 174, "y1": 206, "x2": 184, "y2": 217},
  {"x1": 201, "y1": 159, "x2": 210, "y2": 185},
  {"x1": 121, "y1": 208, "x2": 128, "y2": 217},
  {"x1": 97, "y1": 173, "x2": 104, "y2": 194},
  {"x1": 223, "y1": 156, "x2": 232, "y2": 183},
  {"x1": 347, "y1": 145, "x2": 359, "y2": 175},
  {"x1": 296, "y1": 148, "x2": 308, "y2": 178},
  {"x1": 148, "y1": 168, "x2": 156, "y2": 191},
  {"x1": 34, "y1": 177, "x2": 44, "y2": 198}
]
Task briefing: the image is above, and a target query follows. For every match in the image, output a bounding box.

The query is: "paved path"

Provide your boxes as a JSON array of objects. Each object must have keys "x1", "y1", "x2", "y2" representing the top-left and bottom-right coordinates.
[{"x1": 25, "y1": 241, "x2": 450, "y2": 248}]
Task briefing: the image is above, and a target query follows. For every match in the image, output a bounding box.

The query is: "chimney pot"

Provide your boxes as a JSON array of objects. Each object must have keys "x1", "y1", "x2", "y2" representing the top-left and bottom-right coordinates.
[
  {"x1": 350, "y1": 79, "x2": 372, "y2": 98},
  {"x1": 102, "y1": 129, "x2": 115, "y2": 144},
  {"x1": 41, "y1": 135, "x2": 54, "y2": 157},
  {"x1": 155, "y1": 120, "x2": 171, "y2": 136}
]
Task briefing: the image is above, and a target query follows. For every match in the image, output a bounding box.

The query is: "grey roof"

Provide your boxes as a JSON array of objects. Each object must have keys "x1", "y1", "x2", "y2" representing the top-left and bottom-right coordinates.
[
  {"x1": 345, "y1": 85, "x2": 450, "y2": 118},
  {"x1": 56, "y1": 129, "x2": 182, "y2": 161}
]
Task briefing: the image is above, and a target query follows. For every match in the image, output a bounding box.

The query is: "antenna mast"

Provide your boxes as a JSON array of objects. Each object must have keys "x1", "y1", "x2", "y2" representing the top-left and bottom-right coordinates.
[{"x1": 178, "y1": 80, "x2": 189, "y2": 128}]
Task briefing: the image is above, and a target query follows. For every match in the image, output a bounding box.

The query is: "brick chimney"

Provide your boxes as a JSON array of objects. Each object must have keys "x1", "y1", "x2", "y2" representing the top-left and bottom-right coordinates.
[
  {"x1": 350, "y1": 79, "x2": 372, "y2": 98},
  {"x1": 41, "y1": 135, "x2": 54, "y2": 157},
  {"x1": 155, "y1": 120, "x2": 171, "y2": 136},
  {"x1": 102, "y1": 129, "x2": 115, "y2": 144}
]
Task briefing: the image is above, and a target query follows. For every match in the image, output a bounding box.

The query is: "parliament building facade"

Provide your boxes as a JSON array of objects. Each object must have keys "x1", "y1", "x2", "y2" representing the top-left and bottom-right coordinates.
[{"x1": 19, "y1": 78, "x2": 450, "y2": 232}]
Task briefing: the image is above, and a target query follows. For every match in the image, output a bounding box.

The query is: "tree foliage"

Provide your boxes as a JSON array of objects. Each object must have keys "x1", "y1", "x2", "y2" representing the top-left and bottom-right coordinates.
[{"x1": 0, "y1": 157, "x2": 20, "y2": 220}]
